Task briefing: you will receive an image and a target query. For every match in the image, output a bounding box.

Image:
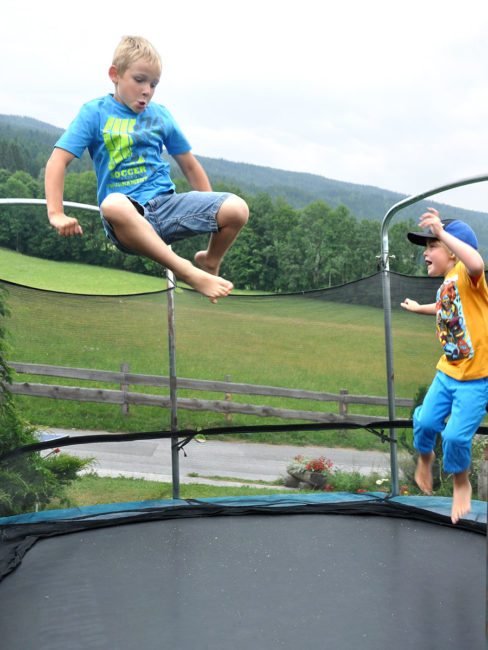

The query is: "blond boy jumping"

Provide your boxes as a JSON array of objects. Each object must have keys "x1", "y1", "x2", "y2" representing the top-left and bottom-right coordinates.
[{"x1": 45, "y1": 36, "x2": 248, "y2": 302}]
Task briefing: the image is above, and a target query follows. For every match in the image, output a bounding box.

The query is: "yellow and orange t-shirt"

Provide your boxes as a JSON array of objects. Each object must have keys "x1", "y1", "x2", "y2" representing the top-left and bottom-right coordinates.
[{"x1": 435, "y1": 261, "x2": 488, "y2": 381}]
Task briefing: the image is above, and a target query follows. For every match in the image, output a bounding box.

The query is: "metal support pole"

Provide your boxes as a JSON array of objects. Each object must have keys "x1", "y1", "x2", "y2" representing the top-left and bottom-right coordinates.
[
  {"x1": 166, "y1": 267, "x2": 180, "y2": 500},
  {"x1": 380, "y1": 261, "x2": 399, "y2": 496}
]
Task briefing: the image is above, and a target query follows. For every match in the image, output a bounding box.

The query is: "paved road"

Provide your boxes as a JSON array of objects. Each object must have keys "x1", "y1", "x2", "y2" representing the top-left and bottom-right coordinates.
[{"x1": 45, "y1": 428, "x2": 391, "y2": 487}]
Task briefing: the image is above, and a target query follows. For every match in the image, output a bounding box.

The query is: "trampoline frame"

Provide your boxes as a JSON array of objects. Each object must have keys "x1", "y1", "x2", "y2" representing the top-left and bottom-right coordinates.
[{"x1": 2, "y1": 179, "x2": 488, "y2": 646}]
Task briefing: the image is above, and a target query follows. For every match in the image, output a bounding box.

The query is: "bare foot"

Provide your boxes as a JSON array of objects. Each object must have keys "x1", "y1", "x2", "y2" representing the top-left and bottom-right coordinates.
[
  {"x1": 183, "y1": 264, "x2": 233, "y2": 304},
  {"x1": 194, "y1": 250, "x2": 220, "y2": 276},
  {"x1": 414, "y1": 451, "x2": 435, "y2": 494},
  {"x1": 451, "y1": 472, "x2": 472, "y2": 524}
]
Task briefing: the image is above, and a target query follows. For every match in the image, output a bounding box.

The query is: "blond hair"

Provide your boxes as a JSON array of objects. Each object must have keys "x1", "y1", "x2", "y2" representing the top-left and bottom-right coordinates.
[{"x1": 112, "y1": 36, "x2": 162, "y2": 75}]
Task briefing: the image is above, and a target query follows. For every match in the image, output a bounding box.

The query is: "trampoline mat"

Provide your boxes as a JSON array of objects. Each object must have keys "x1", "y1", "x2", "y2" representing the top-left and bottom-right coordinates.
[{"x1": 0, "y1": 513, "x2": 484, "y2": 650}]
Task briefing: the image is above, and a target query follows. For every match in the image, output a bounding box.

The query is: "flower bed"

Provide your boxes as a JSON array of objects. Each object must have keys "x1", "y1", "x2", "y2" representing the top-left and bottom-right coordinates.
[
  {"x1": 285, "y1": 454, "x2": 403, "y2": 494},
  {"x1": 286, "y1": 455, "x2": 334, "y2": 490}
]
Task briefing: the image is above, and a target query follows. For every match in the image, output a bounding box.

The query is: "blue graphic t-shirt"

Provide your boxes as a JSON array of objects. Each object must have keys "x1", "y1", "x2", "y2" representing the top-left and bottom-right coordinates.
[{"x1": 55, "y1": 95, "x2": 191, "y2": 205}]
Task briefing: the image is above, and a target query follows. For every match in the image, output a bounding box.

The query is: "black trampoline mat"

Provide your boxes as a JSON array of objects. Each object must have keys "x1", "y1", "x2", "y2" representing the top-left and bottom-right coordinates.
[{"x1": 0, "y1": 513, "x2": 484, "y2": 650}]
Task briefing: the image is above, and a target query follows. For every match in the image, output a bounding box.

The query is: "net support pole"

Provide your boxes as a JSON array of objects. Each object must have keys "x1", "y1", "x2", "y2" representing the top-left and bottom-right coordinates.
[
  {"x1": 166, "y1": 266, "x2": 180, "y2": 500},
  {"x1": 379, "y1": 250, "x2": 399, "y2": 496}
]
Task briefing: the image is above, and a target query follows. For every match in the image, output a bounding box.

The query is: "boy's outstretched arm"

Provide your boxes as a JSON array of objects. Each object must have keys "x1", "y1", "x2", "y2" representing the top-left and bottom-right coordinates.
[
  {"x1": 401, "y1": 299, "x2": 437, "y2": 314},
  {"x1": 45, "y1": 148, "x2": 83, "y2": 236},
  {"x1": 173, "y1": 152, "x2": 212, "y2": 192}
]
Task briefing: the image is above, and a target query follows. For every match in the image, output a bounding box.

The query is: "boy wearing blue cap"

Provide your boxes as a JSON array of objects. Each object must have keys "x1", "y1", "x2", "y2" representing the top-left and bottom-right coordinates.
[{"x1": 401, "y1": 207, "x2": 488, "y2": 523}]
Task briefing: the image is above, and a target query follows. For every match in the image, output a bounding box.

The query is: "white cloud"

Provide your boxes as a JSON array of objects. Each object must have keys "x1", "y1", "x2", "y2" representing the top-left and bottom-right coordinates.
[{"x1": 4, "y1": 0, "x2": 488, "y2": 211}]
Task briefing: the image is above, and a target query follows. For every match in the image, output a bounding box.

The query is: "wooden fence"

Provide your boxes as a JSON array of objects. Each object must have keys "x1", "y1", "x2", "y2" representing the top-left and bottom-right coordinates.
[{"x1": 9, "y1": 362, "x2": 414, "y2": 425}]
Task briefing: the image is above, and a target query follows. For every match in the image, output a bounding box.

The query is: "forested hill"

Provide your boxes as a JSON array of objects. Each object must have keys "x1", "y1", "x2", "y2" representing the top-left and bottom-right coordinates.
[
  {"x1": 182, "y1": 156, "x2": 408, "y2": 219},
  {"x1": 2, "y1": 113, "x2": 487, "y2": 226},
  {"x1": 0, "y1": 115, "x2": 92, "y2": 176}
]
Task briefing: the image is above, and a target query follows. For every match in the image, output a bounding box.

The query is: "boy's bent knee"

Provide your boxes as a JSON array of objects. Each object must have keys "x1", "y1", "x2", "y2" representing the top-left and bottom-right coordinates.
[
  {"x1": 100, "y1": 193, "x2": 134, "y2": 219},
  {"x1": 219, "y1": 195, "x2": 249, "y2": 226},
  {"x1": 413, "y1": 405, "x2": 439, "y2": 434},
  {"x1": 413, "y1": 405, "x2": 440, "y2": 454}
]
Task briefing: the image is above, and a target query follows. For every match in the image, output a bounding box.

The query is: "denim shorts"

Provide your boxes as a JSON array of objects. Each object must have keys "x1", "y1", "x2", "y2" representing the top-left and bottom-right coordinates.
[{"x1": 101, "y1": 190, "x2": 231, "y2": 253}]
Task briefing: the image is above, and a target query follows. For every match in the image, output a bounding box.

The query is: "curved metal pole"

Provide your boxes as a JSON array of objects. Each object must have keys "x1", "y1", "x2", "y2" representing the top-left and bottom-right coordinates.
[
  {"x1": 380, "y1": 173, "x2": 488, "y2": 496},
  {"x1": 0, "y1": 198, "x2": 100, "y2": 212}
]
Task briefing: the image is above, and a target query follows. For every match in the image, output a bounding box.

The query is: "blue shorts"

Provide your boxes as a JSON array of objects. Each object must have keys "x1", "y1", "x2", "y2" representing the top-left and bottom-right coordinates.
[
  {"x1": 101, "y1": 190, "x2": 231, "y2": 253},
  {"x1": 413, "y1": 370, "x2": 488, "y2": 473}
]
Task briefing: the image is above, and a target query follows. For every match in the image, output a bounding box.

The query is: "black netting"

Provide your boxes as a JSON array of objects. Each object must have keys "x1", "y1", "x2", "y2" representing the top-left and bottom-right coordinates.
[
  {"x1": 0, "y1": 272, "x2": 441, "y2": 436},
  {"x1": 1, "y1": 280, "x2": 169, "y2": 372},
  {"x1": 296, "y1": 271, "x2": 440, "y2": 308}
]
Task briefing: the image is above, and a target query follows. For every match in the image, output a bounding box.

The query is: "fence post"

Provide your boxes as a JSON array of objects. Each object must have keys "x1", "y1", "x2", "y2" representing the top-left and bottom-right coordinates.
[
  {"x1": 224, "y1": 374, "x2": 233, "y2": 423},
  {"x1": 339, "y1": 389, "x2": 348, "y2": 417},
  {"x1": 120, "y1": 362, "x2": 130, "y2": 416}
]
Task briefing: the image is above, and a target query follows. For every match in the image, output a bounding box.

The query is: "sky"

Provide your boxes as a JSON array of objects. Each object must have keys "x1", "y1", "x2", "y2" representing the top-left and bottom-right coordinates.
[{"x1": 4, "y1": 0, "x2": 488, "y2": 214}]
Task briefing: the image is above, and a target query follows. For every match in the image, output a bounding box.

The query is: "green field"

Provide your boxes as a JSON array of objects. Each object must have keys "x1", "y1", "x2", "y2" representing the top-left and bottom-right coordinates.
[
  {"x1": 1, "y1": 249, "x2": 440, "y2": 448},
  {"x1": 0, "y1": 247, "x2": 167, "y2": 294}
]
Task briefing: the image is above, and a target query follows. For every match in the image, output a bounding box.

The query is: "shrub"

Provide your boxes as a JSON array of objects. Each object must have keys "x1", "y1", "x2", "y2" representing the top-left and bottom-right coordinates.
[{"x1": 0, "y1": 286, "x2": 91, "y2": 516}]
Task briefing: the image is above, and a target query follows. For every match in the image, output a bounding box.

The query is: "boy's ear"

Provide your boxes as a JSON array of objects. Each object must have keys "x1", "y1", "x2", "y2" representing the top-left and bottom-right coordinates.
[{"x1": 108, "y1": 65, "x2": 119, "y2": 83}]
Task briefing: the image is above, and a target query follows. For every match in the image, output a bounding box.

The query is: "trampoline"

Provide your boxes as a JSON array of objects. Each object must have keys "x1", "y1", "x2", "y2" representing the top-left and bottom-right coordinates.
[
  {"x1": 0, "y1": 492, "x2": 486, "y2": 650},
  {"x1": 1, "y1": 177, "x2": 488, "y2": 649}
]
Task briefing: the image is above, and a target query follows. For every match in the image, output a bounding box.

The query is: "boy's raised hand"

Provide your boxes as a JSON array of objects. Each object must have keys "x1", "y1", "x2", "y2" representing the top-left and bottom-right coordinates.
[
  {"x1": 49, "y1": 213, "x2": 83, "y2": 237},
  {"x1": 418, "y1": 207, "x2": 443, "y2": 237}
]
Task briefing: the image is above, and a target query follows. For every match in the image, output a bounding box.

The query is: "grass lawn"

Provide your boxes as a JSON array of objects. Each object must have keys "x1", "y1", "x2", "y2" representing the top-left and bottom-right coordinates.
[
  {"x1": 2, "y1": 249, "x2": 442, "y2": 449},
  {"x1": 63, "y1": 474, "x2": 295, "y2": 507},
  {"x1": 61, "y1": 469, "x2": 404, "y2": 509},
  {"x1": 0, "y1": 247, "x2": 167, "y2": 294}
]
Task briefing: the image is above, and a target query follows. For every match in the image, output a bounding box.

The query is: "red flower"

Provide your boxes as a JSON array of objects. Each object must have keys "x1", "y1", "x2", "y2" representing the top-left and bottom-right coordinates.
[{"x1": 305, "y1": 456, "x2": 333, "y2": 473}]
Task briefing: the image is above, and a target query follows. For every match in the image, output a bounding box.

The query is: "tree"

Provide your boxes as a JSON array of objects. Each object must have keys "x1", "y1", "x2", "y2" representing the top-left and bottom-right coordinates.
[
  {"x1": 223, "y1": 192, "x2": 288, "y2": 291},
  {"x1": 350, "y1": 219, "x2": 381, "y2": 276},
  {"x1": 0, "y1": 166, "x2": 428, "y2": 290},
  {"x1": 389, "y1": 220, "x2": 420, "y2": 275}
]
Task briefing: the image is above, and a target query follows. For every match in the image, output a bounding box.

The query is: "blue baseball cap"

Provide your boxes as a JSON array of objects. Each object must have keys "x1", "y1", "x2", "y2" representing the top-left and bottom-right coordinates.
[{"x1": 407, "y1": 218, "x2": 478, "y2": 250}]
